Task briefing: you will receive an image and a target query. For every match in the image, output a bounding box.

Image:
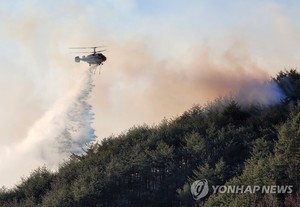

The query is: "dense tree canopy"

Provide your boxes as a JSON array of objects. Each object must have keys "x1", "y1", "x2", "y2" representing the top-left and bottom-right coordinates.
[{"x1": 1, "y1": 69, "x2": 300, "y2": 206}]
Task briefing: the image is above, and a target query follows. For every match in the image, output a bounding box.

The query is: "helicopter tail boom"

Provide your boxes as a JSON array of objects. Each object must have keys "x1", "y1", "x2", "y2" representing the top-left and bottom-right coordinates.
[{"x1": 75, "y1": 56, "x2": 80, "y2": 63}]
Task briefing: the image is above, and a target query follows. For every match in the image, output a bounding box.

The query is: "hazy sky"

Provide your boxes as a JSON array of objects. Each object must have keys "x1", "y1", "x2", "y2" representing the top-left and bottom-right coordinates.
[{"x1": 1, "y1": 0, "x2": 300, "y2": 187}]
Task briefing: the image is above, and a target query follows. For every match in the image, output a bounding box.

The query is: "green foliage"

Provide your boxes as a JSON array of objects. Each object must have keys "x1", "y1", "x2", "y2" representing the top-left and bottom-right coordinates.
[
  {"x1": 0, "y1": 167, "x2": 54, "y2": 207},
  {"x1": 1, "y1": 69, "x2": 300, "y2": 206},
  {"x1": 274, "y1": 69, "x2": 300, "y2": 103}
]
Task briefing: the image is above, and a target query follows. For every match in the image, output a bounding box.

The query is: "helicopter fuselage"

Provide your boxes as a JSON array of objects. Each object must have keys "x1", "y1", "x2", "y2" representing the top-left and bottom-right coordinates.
[{"x1": 75, "y1": 53, "x2": 107, "y2": 66}]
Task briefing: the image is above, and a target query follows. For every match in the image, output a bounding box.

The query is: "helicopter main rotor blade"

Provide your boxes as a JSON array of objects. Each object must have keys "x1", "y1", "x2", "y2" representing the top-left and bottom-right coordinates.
[
  {"x1": 69, "y1": 46, "x2": 106, "y2": 49},
  {"x1": 69, "y1": 51, "x2": 92, "y2": 54},
  {"x1": 69, "y1": 50, "x2": 107, "y2": 54},
  {"x1": 96, "y1": 50, "x2": 107, "y2": 52}
]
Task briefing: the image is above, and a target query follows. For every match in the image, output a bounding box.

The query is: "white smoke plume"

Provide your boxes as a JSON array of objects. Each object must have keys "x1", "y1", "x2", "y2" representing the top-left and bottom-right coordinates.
[
  {"x1": 0, "y1": 68, "x2": 96, "y2": 187},
  {"x1": 235, "y1": 80, "x2": 285, "y2": 106}
]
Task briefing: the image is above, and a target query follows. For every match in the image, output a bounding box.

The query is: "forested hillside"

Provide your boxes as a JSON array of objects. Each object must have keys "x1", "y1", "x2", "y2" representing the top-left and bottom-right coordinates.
[{"x1": 1, "y1": 70, "x2": 300, "y2": 207}]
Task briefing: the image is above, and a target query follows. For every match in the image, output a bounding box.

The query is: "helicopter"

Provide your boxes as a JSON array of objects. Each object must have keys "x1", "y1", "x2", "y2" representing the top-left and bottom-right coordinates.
[{"x1": 70, "y1": 46, "x2": 107, "y2": 66}]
